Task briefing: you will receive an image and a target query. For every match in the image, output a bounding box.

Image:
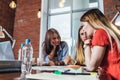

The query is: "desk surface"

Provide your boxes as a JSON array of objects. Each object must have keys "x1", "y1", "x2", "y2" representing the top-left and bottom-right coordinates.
[
  {"x1": 0, "y1": 66, "x2": 99, "y2": 80},
  {"x1": 0, "y1": 72, "x2": 21, "y2": 80}
]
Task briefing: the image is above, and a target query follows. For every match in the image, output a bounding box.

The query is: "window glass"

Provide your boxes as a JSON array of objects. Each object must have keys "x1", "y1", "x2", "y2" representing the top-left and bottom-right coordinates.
[
  {"x1": 73, "y1": 0, "x2": 98, "y2": 10},
  {"x1": 89, "y1": 0, "x2": 98, "y2": 8},
  {"x1": 49, "y1": 13, "x2": 71, "y2": 38},
  {"x1": 49, "y1": 0, "x2": 72, "y2": 14}
]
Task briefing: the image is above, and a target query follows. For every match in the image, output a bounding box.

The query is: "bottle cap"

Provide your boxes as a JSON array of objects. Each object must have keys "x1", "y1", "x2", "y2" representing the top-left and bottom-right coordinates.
[
  {"x1": 25, "y1": 39, "x2": 31, "y2": 44},
  {"x1": 21, "y1": 43, "x2": 25, "y2": 47}
]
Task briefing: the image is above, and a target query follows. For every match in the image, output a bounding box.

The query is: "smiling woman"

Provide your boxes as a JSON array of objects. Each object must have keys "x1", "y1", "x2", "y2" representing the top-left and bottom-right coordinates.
[{"x1": 41, "y1": 28, "x2": 69, "y2": 66}]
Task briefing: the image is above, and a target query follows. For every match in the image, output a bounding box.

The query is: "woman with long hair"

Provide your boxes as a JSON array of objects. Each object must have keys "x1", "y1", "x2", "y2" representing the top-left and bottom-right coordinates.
[
  {"x1": 80, "y1": 8, "x2": 120, "y2": 80},
  {"x1": 75, "y1": 26, "x2": 89, "y2": 65},
  {"x1": 65, "y1": 26, "x2": 90, "y2": 66},
  {"x1": 42, "y1": 28, "x2": 69, "y2": 66}
]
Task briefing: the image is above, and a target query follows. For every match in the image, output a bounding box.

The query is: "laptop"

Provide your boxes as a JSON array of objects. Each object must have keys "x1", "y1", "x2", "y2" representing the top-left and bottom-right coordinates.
[
  {"x1": 0, "y1": 60, "x2": 21, "y2": 73},
  {"x1": 0, "y1": 41, "x2": 21, "y2": 73}
]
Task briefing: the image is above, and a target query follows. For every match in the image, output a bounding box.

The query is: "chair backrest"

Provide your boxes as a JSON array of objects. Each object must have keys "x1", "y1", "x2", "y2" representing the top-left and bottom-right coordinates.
[{"x1": 0, "y1": 41, "x2": 15, "y2": 60}]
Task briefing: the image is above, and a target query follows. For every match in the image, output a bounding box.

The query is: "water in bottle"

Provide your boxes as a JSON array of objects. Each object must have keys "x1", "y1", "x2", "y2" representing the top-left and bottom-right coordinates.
[
  {"x1": 18, "y1": 43, "x2": 25, "y2": 61},
  {"x1": 22, "y1": 39, "x2": 33, "y2": 74}
]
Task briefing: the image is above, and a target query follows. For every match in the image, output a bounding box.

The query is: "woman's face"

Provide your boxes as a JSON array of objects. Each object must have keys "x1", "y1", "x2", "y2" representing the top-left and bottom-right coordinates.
[
  {"x1": 79, "y1": 27, "x2": 87, "y2": 42},
  {"x1": 82, "y1": 22, "x2": 94, "y2": 38},
  {"x1": 50, "y1": 33, "x2": 60, "y2": 46}
]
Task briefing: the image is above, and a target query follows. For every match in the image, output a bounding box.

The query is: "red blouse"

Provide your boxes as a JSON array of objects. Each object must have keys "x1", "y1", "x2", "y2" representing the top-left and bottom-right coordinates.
[{"x1": 92, "y1": 29, "x2": 120, "y2": 80}]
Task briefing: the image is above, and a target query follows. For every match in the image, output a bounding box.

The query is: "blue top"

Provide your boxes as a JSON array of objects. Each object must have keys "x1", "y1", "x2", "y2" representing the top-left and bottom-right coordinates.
[{"x1": 42, "y1": 41, "x2": 69, "y2": 63}]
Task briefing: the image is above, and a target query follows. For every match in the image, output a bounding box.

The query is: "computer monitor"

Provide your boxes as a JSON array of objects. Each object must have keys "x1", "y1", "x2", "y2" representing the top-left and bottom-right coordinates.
[{"x1": 0, "y1": 41, "x2": 15, "y2": 60}]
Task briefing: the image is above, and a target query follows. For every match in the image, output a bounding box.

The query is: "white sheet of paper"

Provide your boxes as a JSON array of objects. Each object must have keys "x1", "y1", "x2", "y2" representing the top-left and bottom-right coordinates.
[
  {"x1": 26, "y1": 72, "x2": 98, "y2": 80},
  {"x1": 32, "y1": 66, "x2": 70, "y2": 72}
]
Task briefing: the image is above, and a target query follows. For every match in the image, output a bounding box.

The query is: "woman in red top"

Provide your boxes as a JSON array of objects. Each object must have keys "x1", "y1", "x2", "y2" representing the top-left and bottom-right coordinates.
[{"x1": 80, "y1": 8, "x2": 120, "y2": 80}]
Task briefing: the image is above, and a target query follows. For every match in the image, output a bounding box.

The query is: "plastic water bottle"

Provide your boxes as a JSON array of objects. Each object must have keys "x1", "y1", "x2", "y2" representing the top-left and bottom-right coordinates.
[
  {"x1": 22, "y1": 39, "x2": 33, "y2": 74},
  {"x1": 18, "y1": 43, "x2": 25, "y2": 61}
]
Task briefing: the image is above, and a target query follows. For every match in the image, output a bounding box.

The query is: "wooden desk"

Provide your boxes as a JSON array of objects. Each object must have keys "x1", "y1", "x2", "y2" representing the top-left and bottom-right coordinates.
[
  {"x1": 0, "y1": 70, "x2": 36, "y2": 80},
  {"x1": 0, "y1": 72, "x2": 21, "y2": 80}
]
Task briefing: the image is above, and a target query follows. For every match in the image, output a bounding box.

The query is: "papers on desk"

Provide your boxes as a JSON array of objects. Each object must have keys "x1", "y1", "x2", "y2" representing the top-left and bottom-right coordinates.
[
  {"x1": 29, "y1": 66, "x2": 98, "y2": 80},
  {"x1": 32, "y1": 66, "x2": 70, "y2": 72},
  {"x1": 32, "y1": 66, "x2": 85, "y2": 73},
  {"x1": 26, "y1": 72, "x2": 98, "y2": 80}
]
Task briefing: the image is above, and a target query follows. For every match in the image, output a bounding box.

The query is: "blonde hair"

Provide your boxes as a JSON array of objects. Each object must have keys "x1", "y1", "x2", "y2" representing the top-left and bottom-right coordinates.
[
  {"x1": 75, "y1": 26, "x2": 85, "y2": 65},
  {"x1": 80, "y1": 8, "x2": 120, "y2": 49}
]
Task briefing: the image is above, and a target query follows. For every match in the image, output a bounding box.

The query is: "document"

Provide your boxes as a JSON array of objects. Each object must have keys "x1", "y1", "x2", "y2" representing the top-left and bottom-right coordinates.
[
  {"x1": 29, "y1": 66, "x2": 98, "y2": 80},
  {"x1": 32, "y1": 66, "x2": 70, "y2": 72},
  {"x1": 26, "y1": 72, "x2": 98, "y2": 80}
]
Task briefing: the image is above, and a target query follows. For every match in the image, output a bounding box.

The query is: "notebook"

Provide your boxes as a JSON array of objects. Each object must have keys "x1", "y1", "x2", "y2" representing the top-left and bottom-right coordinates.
[{"x1": 0, "y1": 41, "x2": 21, "y2": 73}]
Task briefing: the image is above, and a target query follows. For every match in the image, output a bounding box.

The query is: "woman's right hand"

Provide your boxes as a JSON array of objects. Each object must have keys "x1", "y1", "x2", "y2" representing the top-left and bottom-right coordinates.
[
  {"x1": 48, "y1": 41, "x2": 57, "y2": 59},
  {"x1": 48, "y1": 61, "x2": 55, "y2": 66},
  {"x1": 51, "y1": 41, "x2": 57, "y2": 49},
  {"x1": 97, "y1": 67, "x2": 112, "y2": 80},
  {"x1": 64, "y1": 56, "x2": 73, "y2": 65}
]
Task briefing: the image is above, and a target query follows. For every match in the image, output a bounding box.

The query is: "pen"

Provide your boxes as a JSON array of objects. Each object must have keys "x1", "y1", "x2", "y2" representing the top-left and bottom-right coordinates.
[
  {"x1": 62, "y1": 72, "x2": 90, "y2": 75},
  {"x1": 63, "y1": 69, "x2": 70, "y2": 72},
  {"x1": 54, "y1": 70, "x2": 97, "y2": 75}
]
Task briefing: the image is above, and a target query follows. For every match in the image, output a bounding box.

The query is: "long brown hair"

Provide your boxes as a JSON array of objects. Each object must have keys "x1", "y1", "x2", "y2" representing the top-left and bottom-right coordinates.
[
  {"x1": 42, "y1": 28, "x2": 61, "y2": 54},
  {"x1": 80, "y1": 8, "x2": 120, "y2": 49},
  {"x1": 75, "y1": 26, "x2": 85, "y2": 65}
]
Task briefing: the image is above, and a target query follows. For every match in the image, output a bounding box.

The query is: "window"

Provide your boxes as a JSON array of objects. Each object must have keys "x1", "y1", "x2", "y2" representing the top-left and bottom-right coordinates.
[{"x1": 39, "y1": 0, "x2": 104, "y2": 57}]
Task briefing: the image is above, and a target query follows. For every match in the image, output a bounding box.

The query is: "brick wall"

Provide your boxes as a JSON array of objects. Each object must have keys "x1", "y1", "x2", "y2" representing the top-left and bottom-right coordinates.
[
  {"x1": 13, "y1": 0, "x2": 41, "y2": 59},
  {"x1": 104, "y1": 0, "x2": 120, "y2": 21},
  {"x1": 0, "y1": 0, "x2": 16, "y2": 42}
]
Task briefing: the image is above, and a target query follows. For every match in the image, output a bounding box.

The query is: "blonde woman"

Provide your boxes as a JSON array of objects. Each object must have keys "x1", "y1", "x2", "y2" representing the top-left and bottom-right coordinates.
[
  {"x1": 65, "y1": 26, "x2": 90, "y2": 67},
  {"x1": 80, "y1": 8, "x2": 120, "y2": 80}
]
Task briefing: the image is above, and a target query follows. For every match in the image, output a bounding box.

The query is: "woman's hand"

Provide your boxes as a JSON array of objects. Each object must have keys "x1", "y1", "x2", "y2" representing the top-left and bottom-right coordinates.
[
  {"x1": 64, "y1": 56, "x2": 73, "y2": 65},
  {"x1": 48, "y1": 61, "x2": 55, "y2": 66},
  {"x1": 51, "y1": 41, "x2": 57, "y2": 49},
  {"x1": 54, "y1": 61, "x2": 65, "y2": 65},
  {"x1": 84, "y1": 39, "x2": 91, "y2": 45},
  {"x1": 83, "y1": 39, "x2": 91, "y2": 48},
  {"x1": 97, "y1": 67, "x2": 112, "y2": 80},
  {"x1": 48, "y1": 41, "x2": 57, "y2": 60}
]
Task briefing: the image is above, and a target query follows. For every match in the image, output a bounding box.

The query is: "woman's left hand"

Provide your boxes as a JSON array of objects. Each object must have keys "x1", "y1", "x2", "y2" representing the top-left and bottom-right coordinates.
[{"x1": 83, "y1": 39, "x2": 91, "y2": 48}]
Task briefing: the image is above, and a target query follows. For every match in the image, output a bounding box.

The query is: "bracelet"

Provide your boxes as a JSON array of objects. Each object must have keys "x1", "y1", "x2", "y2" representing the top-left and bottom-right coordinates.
[{"x1": 83, "y1": 44, "x2": 90, "y2": 48}]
